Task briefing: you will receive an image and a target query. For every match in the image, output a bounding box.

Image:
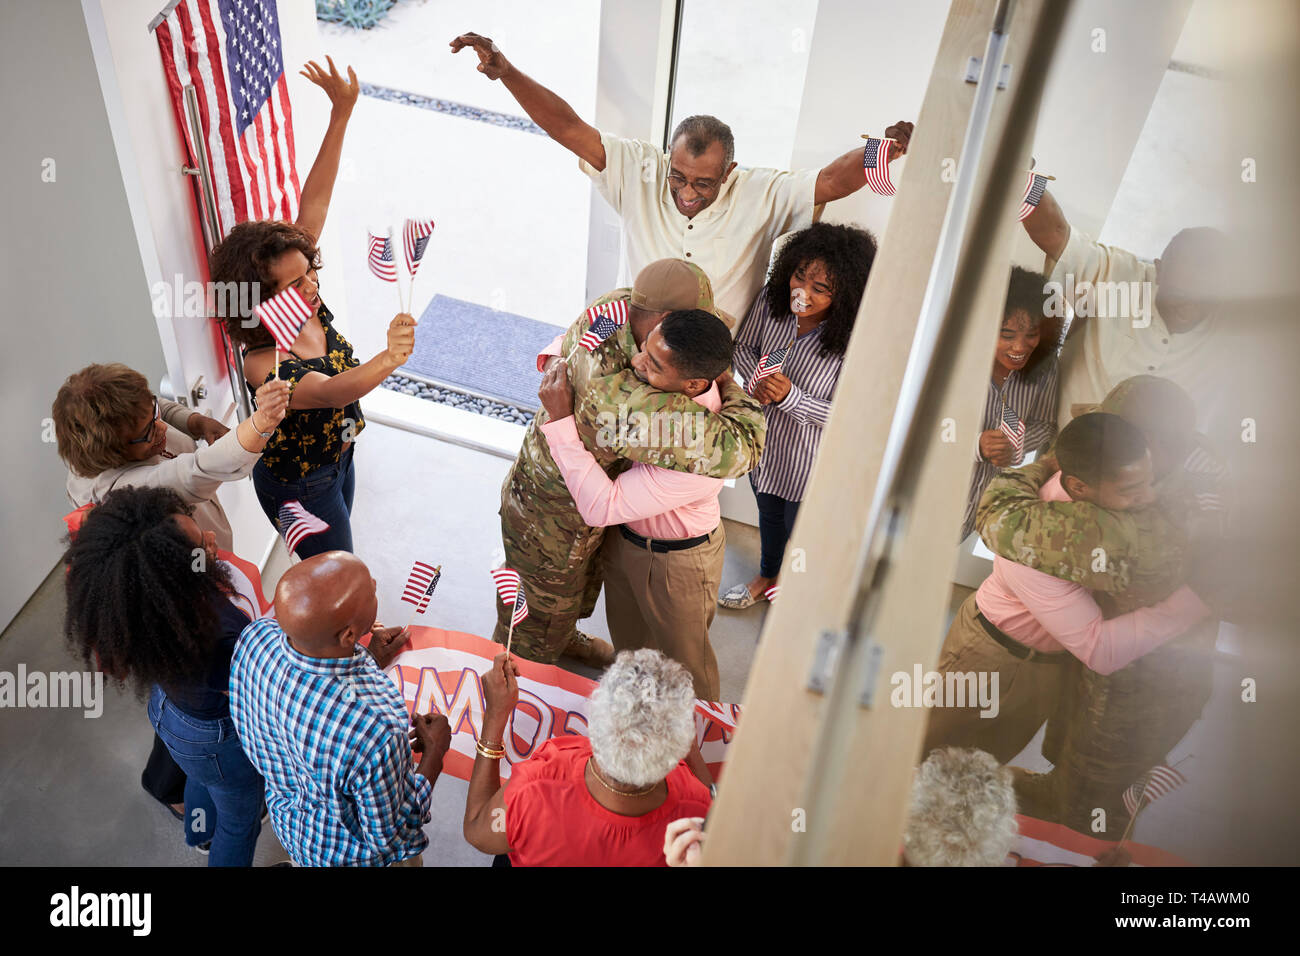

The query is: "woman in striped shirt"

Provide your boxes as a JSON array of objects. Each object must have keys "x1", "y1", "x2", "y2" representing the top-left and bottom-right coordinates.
[
  {"x1": 718, "y1": 222, "x2": 877, "y2": 609},
  {"x1": 958, "y1": 266, "x2": 1061, "y2": 541}
]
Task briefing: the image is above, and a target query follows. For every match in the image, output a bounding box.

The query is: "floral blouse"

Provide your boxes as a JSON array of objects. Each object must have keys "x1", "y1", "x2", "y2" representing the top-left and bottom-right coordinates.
[{"x1": 246, "y1": 302, "x2": 366, "y2": 480}]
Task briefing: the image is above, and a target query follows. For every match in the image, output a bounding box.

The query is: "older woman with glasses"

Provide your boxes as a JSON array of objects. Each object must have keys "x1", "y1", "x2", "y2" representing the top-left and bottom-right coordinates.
[
  {"x1": 53, "y1": 363, "x2": 289, "y2": 551},
  {"x1": 208, "y1": 58, "x2": 416, "y2": 558},
  {"x1": 464, "y1": 649, "x2": 713, "y2": 866}
]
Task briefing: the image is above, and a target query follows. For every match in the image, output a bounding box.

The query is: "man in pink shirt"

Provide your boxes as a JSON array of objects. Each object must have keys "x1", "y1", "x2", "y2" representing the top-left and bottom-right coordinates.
[
  {"x1": 537, "y1": 310, "x2": 735, "y2": 700},
  {"x1": 922, "y1": 413, "x2": 1213, "y2": 764}
]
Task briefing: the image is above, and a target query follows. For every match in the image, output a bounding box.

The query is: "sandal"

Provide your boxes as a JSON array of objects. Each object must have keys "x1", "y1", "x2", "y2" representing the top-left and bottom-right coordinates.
[{"x1": 717, "y1": 582, "x2": 759, "y2": 610}]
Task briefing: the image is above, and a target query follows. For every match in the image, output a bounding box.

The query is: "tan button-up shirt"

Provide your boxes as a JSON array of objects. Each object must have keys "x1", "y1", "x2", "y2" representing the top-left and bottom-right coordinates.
[
  {"x1": 580, "y1": 131, "x2": 819, "y2": 323},
  {"x1": 1048, "y1": 228, "x2": 1227, "y2": 430}
]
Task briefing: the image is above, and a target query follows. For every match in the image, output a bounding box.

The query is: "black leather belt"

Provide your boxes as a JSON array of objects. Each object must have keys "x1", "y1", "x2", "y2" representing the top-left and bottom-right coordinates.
[
  {"x1": 976, "y1": 611, "x2": 1059, "y2": 663},
  {"x1": 619, "y1": 524, "x2": 713, "y2": 553}
]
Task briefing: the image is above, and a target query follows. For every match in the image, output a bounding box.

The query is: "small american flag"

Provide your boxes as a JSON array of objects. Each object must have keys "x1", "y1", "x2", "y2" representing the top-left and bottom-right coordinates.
[
  {"x1": 1122, "y1": 764, "x2": 1187, "y2": 816},
  {"x1": 490, "y1": 568, "x2": 529, "y2": 627},
  {"x1": 764, "y1": 585, "x2": 780, "y2": 602},
  {"x1": 584, "y1": 299, "x2": 629, "y2": 327},
  {"x1": 1018, "y1": 172, "x2": 1049, "y2": 222},
  {"x1": 578, "y1": 314, "x2": 620, "y2": 352},
  {"x1": 400, "y1": 561, "x2": 441, "y2": 614},
  {"x1": 863, "y1": 136, "x2": 895, "y2": 196},
  {"x1": 276, "y1": 500, "x2": 329, "y2": 554},
  {"x1": 403, "y1": 218, "x2": 435, "y2": 277},
  {"x1": 747, "y1": 342, "x2": 792, "y2": 394},
  {"x1": 368, "y1": 232, "x2": 397, "y2": 282},
  {"x1": 999, "y1": 400, "x2": 1026, "y2": 462},
  {"x1": 254, "y1": 285, "x2": 313, "y2": 351}
]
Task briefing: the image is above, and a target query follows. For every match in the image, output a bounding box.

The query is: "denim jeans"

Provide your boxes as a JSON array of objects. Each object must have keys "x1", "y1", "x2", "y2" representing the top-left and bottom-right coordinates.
[
  {"x1": 147, "y1": 687, "x2": 264, "y2": 867},
  {"x1": 751, "y1": 476, "x2": 801, "y2": 579},
  {"x1": 252, "y1": 444, "x2": 356, "y2": 558}
]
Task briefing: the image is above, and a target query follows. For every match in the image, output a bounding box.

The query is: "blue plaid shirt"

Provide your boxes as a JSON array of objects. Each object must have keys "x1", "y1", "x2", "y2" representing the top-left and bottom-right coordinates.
[{"x1": 229, "y1": 618, "x2": 431, "y2": 866}]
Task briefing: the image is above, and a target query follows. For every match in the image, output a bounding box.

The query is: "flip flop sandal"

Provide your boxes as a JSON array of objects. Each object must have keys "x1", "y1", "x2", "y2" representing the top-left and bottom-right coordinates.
[{"x1": 717, "y1": 582, "x2": 759, "y2": 610}]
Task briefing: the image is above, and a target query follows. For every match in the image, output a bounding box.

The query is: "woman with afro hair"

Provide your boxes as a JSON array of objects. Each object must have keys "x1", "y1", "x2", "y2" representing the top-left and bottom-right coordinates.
[
  {"x1": 719, "y1": 221, "x2": 877, "y2": 609},
  {"x1": 64, "y1": 485, "x2": 266, "y2": 866}
]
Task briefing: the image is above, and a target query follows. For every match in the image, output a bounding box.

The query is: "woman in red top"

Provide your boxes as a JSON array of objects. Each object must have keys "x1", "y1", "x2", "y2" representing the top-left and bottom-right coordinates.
[{"x1": 464, "y1": 650, "x2": 712, "y2": 866}]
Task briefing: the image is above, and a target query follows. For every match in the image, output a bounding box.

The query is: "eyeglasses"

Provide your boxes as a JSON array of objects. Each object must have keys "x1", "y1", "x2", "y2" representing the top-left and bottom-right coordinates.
[
  {"x1": 666, "y1": 171, "x2": 721, "y2": 196},
  {"x1": 127, "y1": 398, "x2": 161, "y2": 446}
]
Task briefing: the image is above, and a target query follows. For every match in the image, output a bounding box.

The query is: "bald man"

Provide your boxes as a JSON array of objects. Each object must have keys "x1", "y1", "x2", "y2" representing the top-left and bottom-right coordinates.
[{"x1": 229, "y1": 552, "x2": 451, "y2": 867}]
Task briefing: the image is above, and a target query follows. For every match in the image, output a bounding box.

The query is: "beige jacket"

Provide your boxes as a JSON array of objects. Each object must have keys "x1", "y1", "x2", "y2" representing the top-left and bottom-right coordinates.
[{"x1": 65, "y1": 398, "x2": 258, "y2": 551}]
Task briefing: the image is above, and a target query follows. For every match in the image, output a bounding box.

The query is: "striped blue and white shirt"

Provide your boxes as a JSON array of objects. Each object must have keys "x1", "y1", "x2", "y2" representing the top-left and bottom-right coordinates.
[
  {"x1": 734, "y1": 286, "x2": 844, "y2": 501},
  {"x1": 960, "y1": 359, "x2": 1060, "y2": 541},
  {"x1": 229, "y1": 618, "x2": 432, "y2": 867}
]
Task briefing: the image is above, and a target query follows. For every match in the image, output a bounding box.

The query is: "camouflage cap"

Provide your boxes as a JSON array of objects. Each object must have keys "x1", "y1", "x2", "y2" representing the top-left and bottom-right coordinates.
[
  {"x1": 1092, "y1": 375, "x2": 1197, "y2": 441},
  {"x1": 630, "y1": 259, "x2": 717, "y2": 314}
]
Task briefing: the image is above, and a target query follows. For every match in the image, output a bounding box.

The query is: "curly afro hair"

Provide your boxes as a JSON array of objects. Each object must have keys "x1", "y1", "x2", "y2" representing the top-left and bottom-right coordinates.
[
  {"x1": 1000, "y1": 265, "x2": 1060, "y2": 380},
  {"x1": 63, "y1": 485, "x2": 232, "y2": 699},
  {"x1": 207, "y1": 219, "x2": 322, "y2": 348},
  {"x1": 765, "y1": 221, "x2": 878, "y2": 359}
]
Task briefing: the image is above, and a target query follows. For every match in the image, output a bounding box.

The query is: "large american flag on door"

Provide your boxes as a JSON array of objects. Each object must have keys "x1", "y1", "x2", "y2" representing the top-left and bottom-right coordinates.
[{"x1": 155, "y1": 0, "x2": 301, "y2": 233}]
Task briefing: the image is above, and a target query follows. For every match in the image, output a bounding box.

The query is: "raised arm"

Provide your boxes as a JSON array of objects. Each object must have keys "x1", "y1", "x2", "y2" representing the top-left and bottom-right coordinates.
[
  {"x1": 1021, "y1": 186, "x2": 1071, "y2": 265},
  {"x1": 450, "y1": 32, "x2": 605, "y2": 171},
  {"x1": 814, "y1": 121, "x2": 913, "y2": 205},
  {"x1": 242, "y1": 313, "x2": 415, "y2": 410},
  {"x1": 463, "y1": 655, "x2": 517, "y2": 856},
  {"x1": 295, "y1": 58, "x2": 359, "y2": 242},
  {"x1": 975, "y1": 459, "x2": 1138, "y2": 593}
]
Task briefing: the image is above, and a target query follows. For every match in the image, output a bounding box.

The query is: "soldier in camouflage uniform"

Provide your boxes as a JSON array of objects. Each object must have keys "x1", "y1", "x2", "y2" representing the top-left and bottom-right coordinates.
[
  {"x1": 496, "y1": 259, "x2": 764, "y2": 665},
  {"x1": 976, "y1": 375, "x2": 1228, "y2": 835},
  {"x1": 921, "y1": 412, "x2": 1198, "y2": 765}
]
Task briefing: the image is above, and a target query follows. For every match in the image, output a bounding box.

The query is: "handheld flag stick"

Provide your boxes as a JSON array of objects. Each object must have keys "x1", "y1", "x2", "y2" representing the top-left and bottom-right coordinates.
[
  {"x1": 505, "y1": 614, "x2": 516, "y2": 659},
  {"x1": 391, "y1": 224, "x2": 408, "y2": 314},
  {"x1": 274, "y1": 346, "x2": 279, "y2": 378}
]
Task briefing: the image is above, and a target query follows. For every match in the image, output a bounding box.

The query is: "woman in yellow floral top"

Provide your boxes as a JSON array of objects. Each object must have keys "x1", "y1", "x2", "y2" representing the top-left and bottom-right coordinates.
[{"x1": 209, "y1": 58, "x2": 415, "y2": 557}]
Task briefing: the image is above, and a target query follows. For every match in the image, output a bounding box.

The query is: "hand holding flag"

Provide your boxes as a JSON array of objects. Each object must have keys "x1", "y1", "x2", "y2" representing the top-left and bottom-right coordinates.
[
  {"x1": 747, "y1": 338, "x2": 794, "y2": 396},
  {"x1": 998, "y1": 400, "x2": 1026, "y2": 464},
  {"x1": 862, "y1": 135, "x2": 896, "y2": 196}
]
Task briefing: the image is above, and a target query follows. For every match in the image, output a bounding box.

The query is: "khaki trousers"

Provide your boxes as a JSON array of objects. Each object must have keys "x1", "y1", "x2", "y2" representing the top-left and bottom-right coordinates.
[
  {"x1": 921, "y1": 593, "x2": 1066, "y2": 765},
  {"x1": 601, "y1": 525, "x2": 725, "y2": 701}
]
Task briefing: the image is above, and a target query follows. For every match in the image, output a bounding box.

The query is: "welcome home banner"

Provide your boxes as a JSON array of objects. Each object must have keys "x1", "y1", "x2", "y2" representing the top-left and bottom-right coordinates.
[{"x1": 378, "y1": 627, "x2": 741, "y2": 782}]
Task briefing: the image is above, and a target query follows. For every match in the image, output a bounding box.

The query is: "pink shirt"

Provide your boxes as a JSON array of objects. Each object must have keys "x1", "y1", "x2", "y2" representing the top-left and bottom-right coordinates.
[
  {"x1": 538, "y1": 334, "x2": 564, "y2": 371},
  {"x1": 540, "y1": 383, "x2": 723, "y2": 540},
  {"x1": 975, "y1": 472, "x2": 1211, "y2": 675}
]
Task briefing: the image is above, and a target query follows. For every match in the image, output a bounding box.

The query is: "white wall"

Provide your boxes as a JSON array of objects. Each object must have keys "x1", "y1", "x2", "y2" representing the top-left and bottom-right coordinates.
[{"x1": 0, "y1": 0, "x2": 170, "y2": 630}]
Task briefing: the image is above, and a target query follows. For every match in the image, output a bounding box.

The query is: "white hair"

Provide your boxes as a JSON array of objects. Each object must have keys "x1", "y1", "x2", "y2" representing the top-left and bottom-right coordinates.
[
  {"x1": 587, "y1": 649, "x2": 697, "y2": 788},
  {"x1": 902, "y1": 748, "x2": 1018, "y2": 867}
]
